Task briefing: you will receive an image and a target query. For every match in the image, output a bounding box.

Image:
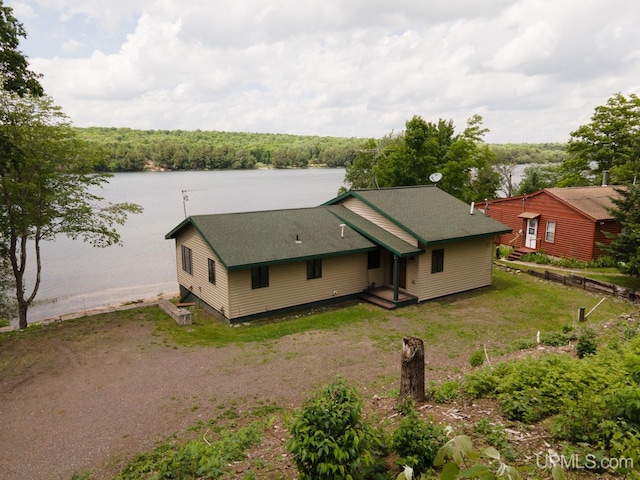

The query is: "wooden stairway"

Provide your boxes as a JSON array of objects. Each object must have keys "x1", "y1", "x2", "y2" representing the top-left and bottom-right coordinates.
[{"x1": 507, "y1": 247, "x2": 536, "y2": 261}]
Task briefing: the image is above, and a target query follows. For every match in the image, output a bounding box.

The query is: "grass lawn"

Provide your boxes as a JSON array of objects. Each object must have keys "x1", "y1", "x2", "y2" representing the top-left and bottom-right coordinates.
[{"x1": 154, "y1": 266, "x2": 636, "y2": 358}]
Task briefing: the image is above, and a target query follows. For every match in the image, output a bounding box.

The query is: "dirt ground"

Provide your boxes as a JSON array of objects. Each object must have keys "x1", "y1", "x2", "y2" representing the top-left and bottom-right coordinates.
[
  {"x1": 0, "y1": 303, "x2": 456, "y2": 480},
  {"x1": 0, "y1": 300, "x2": 607, "y2": 480}
]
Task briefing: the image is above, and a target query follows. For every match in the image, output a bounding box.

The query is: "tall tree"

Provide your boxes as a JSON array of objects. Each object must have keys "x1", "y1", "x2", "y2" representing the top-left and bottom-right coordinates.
[
  {"x1": 602, "y1": 184, "x2": 640, "y2": 276},
  {"x1": 514, "y1": 164, "x2": 560, "y2": 195},
  {"x1": 0, "y1": 0, "x2": 43, "y2": 96},
  {"x1": 562, "y1": 93, "x2": 640, "y2": 186},
  {"x1": 343, "y1": 114, "x2": 497, "y2": 202},
  {"x1": 0, "y1": 91, "x2": 142, "y2": 329}
]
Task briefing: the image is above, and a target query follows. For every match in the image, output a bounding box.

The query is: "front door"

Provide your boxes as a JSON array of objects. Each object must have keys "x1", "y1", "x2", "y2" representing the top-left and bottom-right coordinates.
[{"x1": 526, "y1": 218, "x2": 538, "y2": 249}]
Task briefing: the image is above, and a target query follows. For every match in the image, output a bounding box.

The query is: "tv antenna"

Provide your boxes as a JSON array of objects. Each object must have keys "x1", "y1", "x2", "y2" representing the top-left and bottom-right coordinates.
[
  {"x1": 429, "y1": 172, "x2": 442, "y2": 184},
  {"x1": 182, "y1": 189, "x2": 207, "y2": 217}
]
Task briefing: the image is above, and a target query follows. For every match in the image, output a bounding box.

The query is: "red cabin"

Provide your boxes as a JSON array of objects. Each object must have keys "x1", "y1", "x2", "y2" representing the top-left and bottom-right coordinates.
[{"x1": 484, "y1": 186, "x2": 623, "y2": 262}]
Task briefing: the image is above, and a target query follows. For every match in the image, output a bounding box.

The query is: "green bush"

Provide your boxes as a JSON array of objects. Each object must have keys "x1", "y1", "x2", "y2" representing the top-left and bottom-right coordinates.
[
  {"x1": 469, "y1": 350, "x2": 484, "y2": 367},
  {"x1": 540, "y1": 332, "x2": 571, "y2": 347},
  {"x1": 286, "y1": 377, "x2": 382, "y2": 480},
  {"x1": 473, "y1": 418, "x2": 515, "y2": 460},
  {"x1": 576, "y1": 328, "x2": 597, "y2": 358},
  {"x1": 114, "y1": 422, "x2": 262, "y2": 479},
  {"x1": 429, "y1": 379, "x2": 460, "y2": 403},
  {"x1": 391, "y1": 404, "x2": 447, "y2": 475}
]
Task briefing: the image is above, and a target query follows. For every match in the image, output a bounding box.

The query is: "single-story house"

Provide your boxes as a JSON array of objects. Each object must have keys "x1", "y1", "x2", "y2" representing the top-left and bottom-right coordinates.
[
  {"x1": 165, "y1": 186, "x2": 511, "y2": 323},
  {"x1": 483, "y1": 186, "x2": 623, "y2": 262}
]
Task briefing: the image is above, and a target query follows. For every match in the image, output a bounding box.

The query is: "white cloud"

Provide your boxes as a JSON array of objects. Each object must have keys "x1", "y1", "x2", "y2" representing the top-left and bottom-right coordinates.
[{"x1": 10, "y1": 0, "x2": 640, "y2": 142}]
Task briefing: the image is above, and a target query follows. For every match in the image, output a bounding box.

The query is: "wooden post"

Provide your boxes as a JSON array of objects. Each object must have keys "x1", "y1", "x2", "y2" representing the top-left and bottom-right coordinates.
[
  {"x1": 400, "y1": 336, "x2": 426, "y2": 402},
  {"x1": 578, "y1": 306, "x2": 585, "y2": 322}
]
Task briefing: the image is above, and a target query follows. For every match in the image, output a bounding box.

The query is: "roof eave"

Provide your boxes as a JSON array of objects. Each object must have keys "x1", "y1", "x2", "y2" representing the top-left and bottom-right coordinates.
[{"x1": 423, "y1": 229, "x2": 512, "y2": 247}]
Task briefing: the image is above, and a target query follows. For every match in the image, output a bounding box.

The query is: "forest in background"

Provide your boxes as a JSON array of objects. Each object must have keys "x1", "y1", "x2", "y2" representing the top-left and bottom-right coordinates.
[{"x1": 75, "y1": 126, "x2": 566, "y2": 172}]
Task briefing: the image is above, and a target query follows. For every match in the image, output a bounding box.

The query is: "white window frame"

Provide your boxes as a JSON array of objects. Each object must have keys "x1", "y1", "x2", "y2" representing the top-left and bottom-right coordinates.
[{"x1": 545, "y1": 221, "x2": 556, "y2": 243}]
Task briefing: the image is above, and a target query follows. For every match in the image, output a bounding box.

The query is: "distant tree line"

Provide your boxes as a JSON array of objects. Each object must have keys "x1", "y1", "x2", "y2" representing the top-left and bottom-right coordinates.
[
  {"x1": 76, "y1": 127, "x2": 360, "y2": 171},
  {"x1": 75, "y1": 126, "x2": 566, "y2": 174}
]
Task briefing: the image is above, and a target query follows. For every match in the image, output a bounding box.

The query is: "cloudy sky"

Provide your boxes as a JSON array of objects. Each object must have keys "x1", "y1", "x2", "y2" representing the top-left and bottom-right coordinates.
[{"x1": 7, "y1": 0, "x2": 640, "y2": 143}]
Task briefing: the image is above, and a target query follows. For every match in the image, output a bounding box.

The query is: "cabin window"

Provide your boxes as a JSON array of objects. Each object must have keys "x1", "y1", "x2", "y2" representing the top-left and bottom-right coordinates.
[
  {"x1": 208, "y1": 258, "x2": 216, "y2": 284},
  {"x1": 251, "y1": 266, "x2": 269, "y2": 289},
  {"x1": 367, "y1": 250, "x2": 381, "y2": 269},
  {"x1": 545, "y1": 221, "x2": 556, "y2": 243},
  {"x1": 431, "y1": 248, "x2": 444, "y2": 274},
  {"x1": 181, "y1": 245, "x2": 192, "y2": 274},
  {"x1": 306, "y1": 259, "x2": 322, "y2": 279}
]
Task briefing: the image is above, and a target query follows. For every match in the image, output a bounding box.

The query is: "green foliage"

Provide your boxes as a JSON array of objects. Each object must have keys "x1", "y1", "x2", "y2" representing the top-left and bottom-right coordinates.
[
  {"x1": 601, "y1": 183, "x2": 640, "y2": 276},
  {"x1": 344, "y1": 114, "x2": 498, "y2": 203},
  {"x1": 0, "y1": 92, "x2": 142, "y2": 328},
  {"x1": 469, "y1": 350, "x2": 484, "y2": 367},
  {"x1": 514, "y1": 163, "x2": 560, "y2": 195},
  {"x1": 0, "y1": 2, "x2": 44, "y2": 96},
  {"x1": 564, "y1": 93, "x2": 640, "y2": 186},
  {"x1": 287, "y1": 377, "x2": 383, "y2": 480},
  {"x1": 391, "y1": 405, "x2": 447, "y2": 475},
  {"x1": 434, "y1": 434, "x2": 524, "y2": 479},
  {"x1": 428, "y1": 380, "x2": 460, "y2": 403},
  {"x1": 473, "y1": 418, "x2": 515, "y2": 461},
  {"x1": 463, "y1": 333, "x2": 640, "y2": 474},
  {"x1": 76, "y1": 127, "x2": 361, "y2": 172},
  {"x1": 539, "y1": 332, "x2": 571, "y2": 347},
  {"x1": 114, "y1": 422, "x2": 263, "y2": 479},
  {"x1": 576, "y1": 328, "x2": 597, "y2": 358}
]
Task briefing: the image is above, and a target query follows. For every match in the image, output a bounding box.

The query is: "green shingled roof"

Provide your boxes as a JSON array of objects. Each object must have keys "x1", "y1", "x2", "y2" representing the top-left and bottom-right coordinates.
[
  {"x1": 166, "y1": 186, "x2": 511, "y2": 269},
  {"x1": 324, "y1": 186, "x2": 511, "y2": 245},
  {"x1": 165, "y1": 207, "x2": 377, "y2": 270}
]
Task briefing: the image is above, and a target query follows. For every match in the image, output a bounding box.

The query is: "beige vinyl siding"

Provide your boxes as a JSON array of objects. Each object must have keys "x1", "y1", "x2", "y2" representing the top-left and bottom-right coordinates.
[
  {"x1": 341, "y1": 197, "x2": 418, "y2": 247},
  {"x1": 174, "y1": 226, "x2": 230, "y2": 315},
  {"x1": 417, "y1": 238, "x2": 493, "y2": 301},
  {"x1": 226, "y1": 253, "x2": 369, "y2": 319},
  {"x1": 405, "y1": 255, "x2": 420, "y2": 297}
]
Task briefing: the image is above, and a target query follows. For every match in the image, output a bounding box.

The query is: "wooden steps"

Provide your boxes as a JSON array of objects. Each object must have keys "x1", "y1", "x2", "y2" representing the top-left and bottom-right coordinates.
[
  {"x1": 507, "y1": 248, "x2": 536, "y2": 261},
  {"x1": 358, "y1": 292, "x2": 397, "y2": 310}
]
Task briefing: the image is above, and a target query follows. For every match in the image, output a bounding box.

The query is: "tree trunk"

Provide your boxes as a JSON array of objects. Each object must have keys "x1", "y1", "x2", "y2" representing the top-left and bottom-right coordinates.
[
  {"x1": 18, "y1": 301, "x2": 28, "y2": 330},
  {"x1": 399, "y1": 336, "x2": 426, "y2": 402}
]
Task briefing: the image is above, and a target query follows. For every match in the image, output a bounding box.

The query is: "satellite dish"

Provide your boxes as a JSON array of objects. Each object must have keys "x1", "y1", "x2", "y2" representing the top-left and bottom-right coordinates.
[{"x1": 429, "y1": 172, "x2": 443, "y2": 183}]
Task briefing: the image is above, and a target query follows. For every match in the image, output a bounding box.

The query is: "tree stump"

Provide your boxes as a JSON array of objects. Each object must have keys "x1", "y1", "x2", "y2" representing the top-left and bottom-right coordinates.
[{"x1": 399, "y1": 336, "x2": 426, "y2": 402}]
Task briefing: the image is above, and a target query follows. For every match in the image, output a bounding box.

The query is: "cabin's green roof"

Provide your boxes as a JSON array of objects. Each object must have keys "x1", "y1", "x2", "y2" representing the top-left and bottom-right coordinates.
[
  {"x1": 165, "y1": 207, "x2": 377, "y2": 270},
  {"x1": 324, "y1": 186, "x2": 511, "y2": 245},
  {"x1": 166, "y1": 186, "x2": 511, "y2": 269}
]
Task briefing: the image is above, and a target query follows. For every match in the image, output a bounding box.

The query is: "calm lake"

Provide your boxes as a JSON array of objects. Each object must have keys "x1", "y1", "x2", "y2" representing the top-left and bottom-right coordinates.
[{"x1": 25, "y1": 168, "x2": 348, "y2": 324}]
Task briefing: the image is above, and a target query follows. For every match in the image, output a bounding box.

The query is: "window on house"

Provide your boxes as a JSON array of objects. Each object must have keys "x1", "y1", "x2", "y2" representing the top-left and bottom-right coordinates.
[
  {"x1": 251, "y1": 266, "x2": 269, "y2": 289},
  {"x1": 307, "y1": 259, "x2": 322, "y2": 279},
  {"x1": 208, "y1": 258, "x2": 216, "y2": 284},
  {"x1": 367, "y1": 250, "x2": 381, "y2": 269},
  {"x1": 181, "y1": 245, "x2": 192, "y2": 274},
  {"x1": 431, "y1": 248, "x2": 444, "y2": 274},
  {"x1": 545, "y1": 221, "x2": 556, "y2": 243}
]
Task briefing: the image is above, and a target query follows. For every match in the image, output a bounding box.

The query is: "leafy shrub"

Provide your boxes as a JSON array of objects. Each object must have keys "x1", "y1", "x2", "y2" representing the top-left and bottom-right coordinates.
[
  {"x1": 463, "y1": 362, "x2": 513, "y2": 399},
  {"x1": 473, "y1": 418, "x2": 515, "y2": 460},
  {"x1": 469, "y1": 350, "x2": 484, "y2": 367},
  {"x1": 429, "y1": 380, "x2": 460, "y2": 403},
  {"x1": 286, "y1": 377, "x2": 382, "y2": 480},
  {"x1": 391, "y1": 405, "x2": 447, "y2": 475},
  {"x1": 540, "y1": 332, "x2": 571, "y2": 347},
  {"x1": 576, "y1": 328, "x2": 597, "y2": 358},
  {"x1": 115, "y1": 422, "x2": 262, "y2": 479}
]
